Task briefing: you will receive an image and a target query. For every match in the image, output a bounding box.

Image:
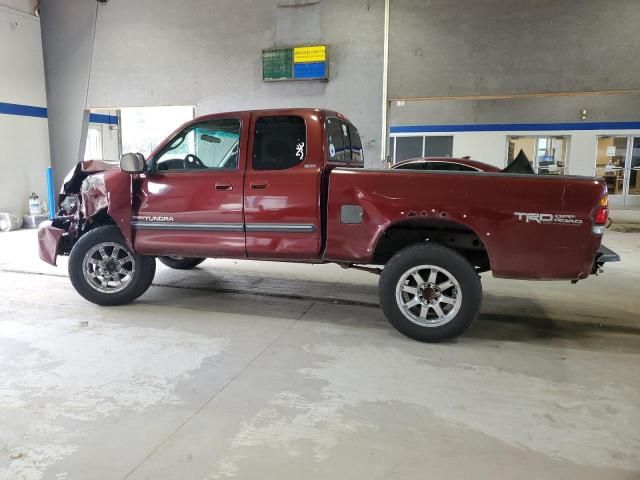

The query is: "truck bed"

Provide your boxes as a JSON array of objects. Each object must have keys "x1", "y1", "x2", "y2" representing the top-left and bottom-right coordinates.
[{"x1": 325, "y1": 168, "x2": 607, "y2": 280}]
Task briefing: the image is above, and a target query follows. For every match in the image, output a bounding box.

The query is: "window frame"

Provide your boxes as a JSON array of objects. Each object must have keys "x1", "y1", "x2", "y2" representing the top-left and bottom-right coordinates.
[{"x1": 150, "y1": 118, "x2": 243, "y2": 174}]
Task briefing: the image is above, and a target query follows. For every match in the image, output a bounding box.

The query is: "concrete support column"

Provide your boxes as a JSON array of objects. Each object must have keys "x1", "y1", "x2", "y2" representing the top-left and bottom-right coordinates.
[{"x1": 39, "y1": 0, "x2": 98, "y2": 193}]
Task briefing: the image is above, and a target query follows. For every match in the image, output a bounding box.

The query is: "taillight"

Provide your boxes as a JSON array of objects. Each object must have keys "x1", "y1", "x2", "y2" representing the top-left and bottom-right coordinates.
[{"x1": 592, "y1": 195, "x2": 609, "y2": 235}]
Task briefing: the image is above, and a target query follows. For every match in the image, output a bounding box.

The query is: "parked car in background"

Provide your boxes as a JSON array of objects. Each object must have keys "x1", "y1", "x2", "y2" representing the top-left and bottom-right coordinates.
[{"x1": 392, "y1": 157, "x2": 501, "y2": 173}]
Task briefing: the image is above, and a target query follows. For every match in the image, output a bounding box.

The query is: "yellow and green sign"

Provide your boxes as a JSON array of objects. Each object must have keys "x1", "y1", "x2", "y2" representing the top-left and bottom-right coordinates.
[{"x1": 263, "y1": 45, "x2": 328, "y2": 81}]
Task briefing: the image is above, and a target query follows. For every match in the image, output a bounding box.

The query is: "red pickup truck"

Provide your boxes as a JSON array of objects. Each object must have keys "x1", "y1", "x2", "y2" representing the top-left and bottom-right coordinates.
[{"x1": 38, "y1": 108, "x2": 619, "y2": 342}]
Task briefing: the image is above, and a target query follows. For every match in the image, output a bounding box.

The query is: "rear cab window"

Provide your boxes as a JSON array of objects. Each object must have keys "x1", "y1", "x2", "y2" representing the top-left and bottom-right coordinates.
[
  {"x1": 253, "y1": 116, "x2": 306, "y2": 170},
  {"x1": 326, "y1": 117, "x2": 348, "y2": 163},
  {"x1": 326, "y1": 116, "x2": 364, "y2": 167},
  {"x1": 347, "y1": 123, "x2": 364, "y2": 167}
]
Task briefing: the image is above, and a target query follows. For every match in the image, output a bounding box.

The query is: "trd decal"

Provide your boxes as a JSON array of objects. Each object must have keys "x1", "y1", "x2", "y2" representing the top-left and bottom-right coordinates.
[
  {"x1": 514, "y1": 212, "x2": 583, "y2": 225},
  {"x1": 132, "y1": 215, "x2": 175, "y2": 222}
]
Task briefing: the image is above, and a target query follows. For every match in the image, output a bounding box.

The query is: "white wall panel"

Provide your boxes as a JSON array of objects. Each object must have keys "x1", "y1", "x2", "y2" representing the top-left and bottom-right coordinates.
[{"x1": 0, "y1": 6, "x2": 50, "y2": 215}]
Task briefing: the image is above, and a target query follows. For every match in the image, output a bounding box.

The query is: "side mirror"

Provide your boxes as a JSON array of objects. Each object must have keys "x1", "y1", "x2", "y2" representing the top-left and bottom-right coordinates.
[{"x1": 120, "y1": 153, "x2": 146, "y2": 173}]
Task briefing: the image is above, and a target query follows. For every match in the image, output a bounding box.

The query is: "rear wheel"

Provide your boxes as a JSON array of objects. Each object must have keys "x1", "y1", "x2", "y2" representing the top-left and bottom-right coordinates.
[
  {"x1": 158, "y1": 256, "x2": 205, "y2": 270},
  {"x1": 69, "y1": 226, "x2": 156, "y2": 306},
  {"x1": 379, "y1": 243, "x2": 482, "y2": 342}
]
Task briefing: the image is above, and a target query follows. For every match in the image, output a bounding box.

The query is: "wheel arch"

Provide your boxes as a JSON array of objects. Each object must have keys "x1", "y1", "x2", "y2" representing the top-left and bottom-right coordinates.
[{"x1": 371, "y1": 217, "x2": 493, "y2": 272}]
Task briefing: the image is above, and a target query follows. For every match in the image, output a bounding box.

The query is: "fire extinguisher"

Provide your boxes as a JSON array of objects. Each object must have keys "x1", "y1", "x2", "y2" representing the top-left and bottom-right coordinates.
[{"x1": 29, "y1": 193, "x2": 41, "y2": 215}]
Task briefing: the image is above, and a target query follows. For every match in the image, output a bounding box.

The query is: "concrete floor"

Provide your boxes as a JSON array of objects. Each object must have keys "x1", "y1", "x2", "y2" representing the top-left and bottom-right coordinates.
[{"x1": 0, "y1": 230, "x2": 638, "y2": 479}]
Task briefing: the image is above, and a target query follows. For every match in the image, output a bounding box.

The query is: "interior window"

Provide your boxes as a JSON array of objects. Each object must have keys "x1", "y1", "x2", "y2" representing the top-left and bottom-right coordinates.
[
  {"x1": 507, "y1": 136, "x2": 568, "y2": 175},
  {"x1": 154, "y1": 118, "x2": 241, "y2": 171},
  {"x1": 253, "y1": 116, "x2": 306, "y2": 170},
  {"x1": 395, "y1": 137, "x2": 423, "y2": 162},
  {"x1": 392, "y1": 136, "x2": 453, "y2": 163},
  {"x1": 326, "y1": 117, "x2": 347, "y2": 163},
  {"x1": 347, "y1": 123, "x2": 364, "y2": 166}
]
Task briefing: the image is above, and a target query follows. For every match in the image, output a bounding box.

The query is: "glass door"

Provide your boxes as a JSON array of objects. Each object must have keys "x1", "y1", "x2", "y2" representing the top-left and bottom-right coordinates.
[
  {"x1": 627, "y1": 137, "x2": 640, "y2": 196},
  {"x1": 595, "y1": 136, "x2": 640, "y2": 206},
  {"x1": 596, "y1": 136, "x2": 627, "y2": 197}
]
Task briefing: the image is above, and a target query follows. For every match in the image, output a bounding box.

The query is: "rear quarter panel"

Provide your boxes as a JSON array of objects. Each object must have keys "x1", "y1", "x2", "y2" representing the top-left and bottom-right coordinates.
[{"x1": 325, "y1": 169, "x2": 606, "y2": 280}]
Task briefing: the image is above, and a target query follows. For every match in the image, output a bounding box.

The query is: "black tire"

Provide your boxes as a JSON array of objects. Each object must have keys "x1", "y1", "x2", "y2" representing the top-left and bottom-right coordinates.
[
  {"x1": 68, "y1": 225, "x2": 156, "y2": 306},
  {"x1": 379, "y1": 243, "x2": 482, "y2": 342},
  {"x1": 158, "y1": 256, "x2": 206, "y2": 270}
]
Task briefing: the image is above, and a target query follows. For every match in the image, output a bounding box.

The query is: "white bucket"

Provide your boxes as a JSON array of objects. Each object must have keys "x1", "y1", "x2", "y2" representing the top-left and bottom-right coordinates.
[
  {"x1": 29, "y1": 193, "x2": 42, "y2": 215},
  {"x1": 0, "y1": 213, "x2": 23, "y2": 232}
]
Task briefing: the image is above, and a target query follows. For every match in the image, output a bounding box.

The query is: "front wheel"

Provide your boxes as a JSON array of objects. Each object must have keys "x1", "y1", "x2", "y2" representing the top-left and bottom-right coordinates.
[
  {"x1": 379, "y1": 243, "x2": 482, "y2": 342},
  {"x1": 68, "y1": 226, "x2": 156, "y2": 306},
  {"x1": 158, "y1": 256, "x2": 205, "y2": 270}
]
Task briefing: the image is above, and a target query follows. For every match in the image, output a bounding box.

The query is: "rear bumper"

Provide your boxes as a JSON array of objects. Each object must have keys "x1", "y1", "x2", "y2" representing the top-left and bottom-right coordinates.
[
  {"x1": 38, "y1": 221, "x2": 65, "y2": 266},
  {"x1": 592, "y1": 244, "x2": 620, "y2": 273}
]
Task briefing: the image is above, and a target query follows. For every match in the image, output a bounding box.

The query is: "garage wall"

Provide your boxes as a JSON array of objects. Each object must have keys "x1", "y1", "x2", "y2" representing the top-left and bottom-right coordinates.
[
  {"x1": 387, "y1": 0, "x2": 640, "y2": 176},
  {"x1": 0, "y1": 4, "x2": 50, "y2": 215},
  {"x1": 87, "y1": 0, "x2": 385, "y2": 168},
  {"x1": 389, "y1": 0, "x2": 640, "y2": 99},
  {"x1": 0, "y1": 0, "x2": 35, "y2": 15}
]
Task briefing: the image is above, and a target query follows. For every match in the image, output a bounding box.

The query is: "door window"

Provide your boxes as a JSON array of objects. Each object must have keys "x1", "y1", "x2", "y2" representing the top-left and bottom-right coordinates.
[
  {"x1": 428, "y1": 161, "x2": 477, "y2": 171},
  {"x1": 154, "y1": 119, "x2": 241, "y2": 171},
  {"x1": 395, "y1": 161, "x2": 431, "y2": 170},
  {"x1": 395, "y1": 161, "x2": 477, "y2": 171},
  {"x1": 253, "y1": 116, "x2": 306, "y2": 170}
]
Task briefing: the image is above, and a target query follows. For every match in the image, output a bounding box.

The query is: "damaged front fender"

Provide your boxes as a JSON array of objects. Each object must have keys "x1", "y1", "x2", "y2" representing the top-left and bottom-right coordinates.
[
  {"x1": 37, "y1": 161, "x2": 135, "y2": 266},
  {"x1": 77, "y1": 169, "x2": 135, "y2": 248},
  {"x1": 102, "y1": 170, "x2": 134, "y2": 248}
]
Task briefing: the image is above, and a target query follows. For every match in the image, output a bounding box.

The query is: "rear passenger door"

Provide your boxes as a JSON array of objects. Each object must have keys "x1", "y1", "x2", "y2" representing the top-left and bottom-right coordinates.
[{"x1": 243, "y1": 114, "x2": 323, "y2": 259}]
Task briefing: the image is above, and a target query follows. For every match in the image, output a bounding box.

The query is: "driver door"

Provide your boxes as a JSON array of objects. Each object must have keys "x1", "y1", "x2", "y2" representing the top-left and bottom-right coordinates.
[{"x1": 133, "y1": 114, "x2": 249, "y2": 258}]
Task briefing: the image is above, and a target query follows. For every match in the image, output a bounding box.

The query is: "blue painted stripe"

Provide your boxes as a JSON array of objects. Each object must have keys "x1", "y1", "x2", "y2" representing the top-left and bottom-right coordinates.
[
  {"x1": 390, "y1": 121, "x2": 640, "y2": 133},
  {"x1": 89, "y1": 113, "x2": 118, "y2": 125},
  {"x1": 0, "y1": 101, "x2": 47, "y2": 118},
  {"x1": 0, "y1": 102, "x2": 118, "y2": 125}
]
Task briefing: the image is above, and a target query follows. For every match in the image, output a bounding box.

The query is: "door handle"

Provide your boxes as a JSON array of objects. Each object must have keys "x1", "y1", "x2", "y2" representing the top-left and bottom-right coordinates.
[
  {"x1": 215, "y1": 183, "x2": 233, "y2": 191},
  {"x1": 250, "y1": 182, "x2": 268, "y2": 190}
]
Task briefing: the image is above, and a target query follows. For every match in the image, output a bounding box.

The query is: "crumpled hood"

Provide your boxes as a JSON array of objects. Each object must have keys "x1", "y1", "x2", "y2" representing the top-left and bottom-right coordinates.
[{"x1": 61, "y1": 160, "x2": 119, "y2": 194}]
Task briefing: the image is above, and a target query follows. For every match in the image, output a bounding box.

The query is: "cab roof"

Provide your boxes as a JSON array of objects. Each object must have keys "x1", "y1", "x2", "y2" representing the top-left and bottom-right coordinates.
[{"x1": 192, "y1": 108, "x2": 350, "y2": 124}]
